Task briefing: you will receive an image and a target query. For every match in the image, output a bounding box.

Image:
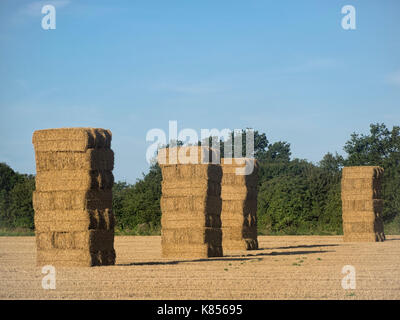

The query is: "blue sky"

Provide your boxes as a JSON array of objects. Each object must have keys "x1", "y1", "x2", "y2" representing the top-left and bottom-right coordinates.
[{"x1": 0, "y1": 0, "x2": 399, "y2": 183}]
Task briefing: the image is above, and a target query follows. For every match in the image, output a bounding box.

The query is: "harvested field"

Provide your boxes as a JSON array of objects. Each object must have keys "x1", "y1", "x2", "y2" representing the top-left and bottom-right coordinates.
[{"x1": 0, "y1": 235, "x2": 399, "y2": 299}]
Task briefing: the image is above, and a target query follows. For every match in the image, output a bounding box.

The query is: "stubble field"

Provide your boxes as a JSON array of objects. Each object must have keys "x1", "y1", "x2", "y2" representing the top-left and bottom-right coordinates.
[{"x1": 0, "y1": 235, "x2": 399, "y2": 299}]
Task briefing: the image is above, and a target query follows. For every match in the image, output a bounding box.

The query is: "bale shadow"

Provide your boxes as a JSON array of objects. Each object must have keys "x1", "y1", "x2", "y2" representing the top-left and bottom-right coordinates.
[
  {"x1": 118, "y1": 249, "x2": 333, "y2": 266},
  {"x1": 118, "y1": 257, "x2": 262, "y2": 266},
  {"x1": 240, "y1": 250, "x2": 334, "y2": 257},
  {"x1": 261, "y1": 244, "x2": 339, "y2": 250}
]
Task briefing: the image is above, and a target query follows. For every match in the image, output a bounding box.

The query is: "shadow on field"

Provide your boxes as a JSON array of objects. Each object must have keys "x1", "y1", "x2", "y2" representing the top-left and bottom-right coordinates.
[
  {"x1": 241, "y1": 250, "x2": 334, "y2": 258},
  {"x1": 118, "y1": 250, "x2": 333, "y2": 266},
  {"x1": 265, "y1": 244, "x2": 339, "y2": 250},
  {"x1": 118, "y1": 257, "x2": 262, "y2": 266}
]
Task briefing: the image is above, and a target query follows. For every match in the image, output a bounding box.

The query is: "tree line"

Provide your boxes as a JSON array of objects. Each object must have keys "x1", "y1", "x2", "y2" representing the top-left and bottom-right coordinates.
[{"x1": 1, "y1": 123, "x2": 399, "y2": 235}]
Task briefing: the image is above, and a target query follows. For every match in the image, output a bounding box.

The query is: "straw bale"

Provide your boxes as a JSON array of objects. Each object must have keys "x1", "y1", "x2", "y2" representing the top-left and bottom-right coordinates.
[
  {"x1": 36, "y1": 249, "x2": 115, "y2": 267},
  {"x1": 35, "y1": 170, "x2": 114, "y2": 191},
  {"x1": 221, "y1": 226, "x2": 257, "y2": 240},
  {"x1": 221, "y1": 186, "x2": 258, "y2": 200},
  {"x1": 221, "y1": 199, "x2": 257, "y2": 215},
  {"x1": 36, "y1": 230, "x2": 114, "y2": 251},
  {"x1": 158, "y1": 146, "x2": 220, "y2": 165},
  {"x1": 342, "y1": 166, "x2": 384, "y2": 180},
  {"x1": 34, "y1": 209, "x2": 115, "y2": 232},
  {"x1": 343, "y1": 221, "x2": 375, "y2": 234},
  {"x1": 221, "y1": 215, "x2": 257, "y2": 228},
  {"x1": 341, "y1": 214, "x2": 385, "y2": 235},
  {"x1": 162, "y1": 227, "x2": 222, "y2": 244},
  {"x1": 342, "y1": 199, "x2": 383, "y2": 212},
  {"x1": 35, "y1": 149, "x2": 114, "y2": 172},
  {"x1": 341, "y1": 178, "x2": 382, "y2": 198},
  {"x1": 221, "y1": 158, "x2": 259, "y2": 175},
  {"x1": 160, "y1": 195, "x2": 221, "y2": 214},
  {"x1": 161, "y1": 214, "x2": 221, "y2": 228},
  {"x1": 222, "y1": 239, "x2": 258, "y2": 251},
  {"x1": 341, "y1": 177, "x2": 381, "y2": 190},
  {"x1": 343, "y1": 233, "x2": 384, "y2": 242},
  {"x1": 162, "y1": 181, "x2": 221, "y2": 197},
  {"x1": 33, "y1": 128, "x2": 112, "y2": 152},
  {"x1": 342, "y1": 211, "x2": 377, "y2": 221},
  {"x1": 33, "y1": 190, "x2": 112, "y2": 211},
  {"x1": 161, "y1": 243, "x2": 223, "y2": 258},
  {"x1": 161, "y1": 164, "x2": 222, "y2": 182},
  {"x1": 221, "y1": 174, "x2": 258, "y2": 186}
]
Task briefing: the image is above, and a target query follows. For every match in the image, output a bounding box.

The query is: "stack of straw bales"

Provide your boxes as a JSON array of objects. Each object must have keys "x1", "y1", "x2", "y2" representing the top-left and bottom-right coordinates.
[
  {"x1": 32, "y1": 128, "x2": 116, "y2": 266},
  {"x1": 341, "y1": 166, "x2": 385, "y2": 242},
  {"x1": 221, "y1": 158, "x2": 258, "y2": 250},
  {"x1": 158, "y1": 146, "x2": 223, "y2": 258}
]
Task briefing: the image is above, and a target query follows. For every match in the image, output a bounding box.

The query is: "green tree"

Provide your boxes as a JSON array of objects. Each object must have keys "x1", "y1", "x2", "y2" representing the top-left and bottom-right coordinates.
[
  {"x1": 7, "y1": 176, "x2": 35, "y2": 229},
  {"x1": 114, "y1": 163, "x2": 162, "y2": 232},
  {"x1": 263, "y1": 141, "x2": 291, "y2": 162},
  {"x1": 319, "y1": 152, "x2": 344, "y2": 173},
  {"x1": 0, "y1": 164, "x2": 35, "y2": 229}
]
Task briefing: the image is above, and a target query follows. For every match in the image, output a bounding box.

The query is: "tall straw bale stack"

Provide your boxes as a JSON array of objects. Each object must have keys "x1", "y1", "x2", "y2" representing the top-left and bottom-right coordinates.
[
  {"x1": 220, "y1": 158, "x2": 259, "y2": 250},
  {"x1": 32, "y1": 128, "x2": 116, "y2": 267},
  {"x1": 158, "y1": 146, "x2": 223, "y2": 258},
  {"x1": 341, "y1": 166, "x2": 385, "y2": 242}
]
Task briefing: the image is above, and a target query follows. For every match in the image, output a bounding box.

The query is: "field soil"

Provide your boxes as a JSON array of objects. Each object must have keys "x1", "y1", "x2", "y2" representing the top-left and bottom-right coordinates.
[{"x1": 0, "y1": 235, "x2": 399, "y2": 299}]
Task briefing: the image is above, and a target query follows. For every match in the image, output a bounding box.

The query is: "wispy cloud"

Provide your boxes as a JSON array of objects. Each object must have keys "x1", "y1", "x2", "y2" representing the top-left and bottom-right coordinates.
[{"x1": 386, "y1": 70, "x2": 400, "y2": 87}]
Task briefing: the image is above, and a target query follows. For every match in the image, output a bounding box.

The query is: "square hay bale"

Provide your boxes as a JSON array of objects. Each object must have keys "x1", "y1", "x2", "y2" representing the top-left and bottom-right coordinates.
[
  {"x1": 221, "y1": 158, "x2": 259, "y2": 176},
  {"x1": 161, "y1": 227, "x2": 222, "y2": 245},
  {"x1": 341, "y1": 177, "x2": 382, "y2": 199},
  {"x1": 32, "y1": 128, "x2": 112, "y2": 152},
  {"x1": 161, "y1": 213, "x2": 222, "y2": 228},
  {"x1": 33, "y1": 190, "x2": 113, "y2": 211},
  {"x1": 36, "y1": 230, "x2": 114, "y2": 251},
  {"x1": 162, "y1": 180, "x2": 221, "y2": 197},
  {"x1": 221, "y1": 214, "x2": 257, "y2": 228},
  {"x1": 221, "y1": 173, "x2": 258, "y2": 187},
  {"x1": 221, "y1": 199, "x2": 257, "y2": 215},
  {"x1": 34, "y1": 209, "x2": 115, "y2": 232},
  {"x1": 161, "y1": 164, "x2": 222, "y2": 183},
  {"x1": 221, "y1": 226, "x2": 257, "y2": 241},
  {"x1": 35, "y1": 149, "x2": 114, "y2": 172},
  {"x1": 158, "y1": 146, "x2": 220, "y2": 165},
  {"x1": 160, "y1": 195, "x2": 221, "y2": 215},
  {"x1": 35, "y1": 170, "x2": 114, "y2": 192},
  {"x1": 342, "y1": 166, "x2": 384, "y2": 180},
  {"x1": 341, "y1": 166, "x2": 385, "y2": 242},
  {"x1": 220, "y1": 186, "x2": 258, "y2": 201},
  {"x1": 342, "y1": 211, "x2": 377, "y2": 221},
  {"x1": 343, "y1": 233, "x2": 382, "y2": 242},
  {"x1": 222, "y1": 239, "x2": 259, "y2": 251},
  {"x1": 342, "y1": 199, "x2": 383, "y2": 212},
  {"x1": 36, "y1": 249, "x2": 116, "y2": 267},
  {"x1": 220, "y1": 158, "x2": 259, "y2": 250}
]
